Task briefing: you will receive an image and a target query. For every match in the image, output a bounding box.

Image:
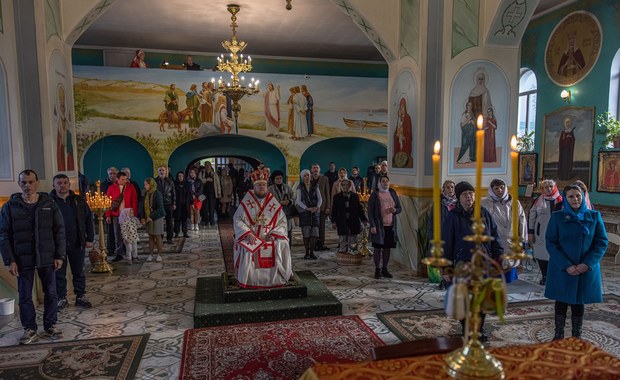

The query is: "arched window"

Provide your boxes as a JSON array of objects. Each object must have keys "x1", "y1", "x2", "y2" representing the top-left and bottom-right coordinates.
[
  {"x1": 518, "y1": 68, "x2": 537, "y2": 149},
  {"x1": 609, "y1": 48, "x2": 620, "y2": 117}
]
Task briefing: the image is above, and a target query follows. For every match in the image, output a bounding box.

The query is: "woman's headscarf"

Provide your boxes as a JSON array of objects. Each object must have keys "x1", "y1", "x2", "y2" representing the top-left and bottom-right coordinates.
[
  {"x1": 144, "y1": 177, "x2": 158, "y2": 219},
  {"x1": 533, "y1": 179, "x2": 562, "y2": 209},
  {"x1": 378, "y1": 175, "x2": 390, "y2": 192},
  {"x1": 561, "y1": 185, "x2": 588, "y2": 233},
  {"x1": 119, "y1": 208, "x2": 133, "y2": 226},
  {"x1": 300, "y1": 169, "x2": 311, "y2": 182},
  {"x1": 340, "y1": 179, "x2": 352, "y2": 193},
  {"x1": 487, "y1": 178, "x2": 509, "y2": 202}
]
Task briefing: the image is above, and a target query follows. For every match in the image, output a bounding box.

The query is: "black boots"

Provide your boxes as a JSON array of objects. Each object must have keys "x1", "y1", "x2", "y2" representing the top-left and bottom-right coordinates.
[
  {"x1": 571, "y1": 315, "x2": 583, "y2": 338},
  {"x1": 381, "y1": 267, "x2": 393, "y2": 278},
  {"x1": 374, "y1": 268, "x2": 381, "y2": 279},
  {"x1": 303, "y1": 238, "x2": 318, "y2": 260},
  {"x1": 460, "y1": 315, "x2": 488, "y2": 343},
  {"x1": 553, "y1": 314, "x2": 566, "y2": 340}
]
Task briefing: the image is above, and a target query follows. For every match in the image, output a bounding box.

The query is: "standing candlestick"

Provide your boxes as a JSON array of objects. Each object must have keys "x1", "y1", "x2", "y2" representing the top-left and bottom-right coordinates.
[
  {"x1": 432, "y1": 141, "x2": 441, "y2": 243},
  {"x1": 510, "y1": 136, "x2": 519, "y2": 242},
  {"x1": 474, "y1": 115, "x2": 484, "y2": 220}
]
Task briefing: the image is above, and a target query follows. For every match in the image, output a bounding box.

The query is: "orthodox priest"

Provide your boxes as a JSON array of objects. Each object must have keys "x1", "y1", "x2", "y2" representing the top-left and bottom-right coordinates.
[{"x1": 233, "y1": 168, "x2": 292, "y2": 288}]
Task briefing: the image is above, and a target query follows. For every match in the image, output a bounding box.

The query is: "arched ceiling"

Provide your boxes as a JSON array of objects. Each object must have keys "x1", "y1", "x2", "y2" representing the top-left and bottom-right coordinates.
[{"x1": 73, "y1": 0, "x2": 570, "y2": 63}]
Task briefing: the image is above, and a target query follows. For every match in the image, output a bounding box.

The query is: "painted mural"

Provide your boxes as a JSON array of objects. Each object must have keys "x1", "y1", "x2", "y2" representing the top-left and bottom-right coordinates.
[
  {"x1": 449, "y1": 61, "x2": 509, "y2": 175},
  {"x1": 487, "y1": 0, "x2": 538, "y2": 46},
  {"x1": 544, "y1": 11, "x2": 602, "y2": 87},
  {"x1": 74, "y1": 66, "x2": 388, "y2": 176},
  {"x1": 452, "y1": 0, "x2": 480, "y2": 58},
  {"x1": 50, "y1": 51, "x2": 76, "y2": 175},
  {"x1": 390, "y1": 69, "x2": 416, "y2": 172}
]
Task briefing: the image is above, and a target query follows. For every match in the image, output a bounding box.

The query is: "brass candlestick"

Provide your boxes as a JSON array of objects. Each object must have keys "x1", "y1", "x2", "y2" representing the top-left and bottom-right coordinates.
[
  {"x1": 86, "y1": 180, "x2": 115, "y2": 273},
  {"x1": 443, "y1": 218, "x2": 505, "y2": 380},
  {"x1": 358, "y1": 185, "x2": 371, "y2": 257}
]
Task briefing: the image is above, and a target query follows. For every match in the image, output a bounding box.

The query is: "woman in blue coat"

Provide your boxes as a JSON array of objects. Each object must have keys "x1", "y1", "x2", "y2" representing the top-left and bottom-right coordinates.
[{"x1": 545, "y1": 184, "x2": 608, "y2": 340}]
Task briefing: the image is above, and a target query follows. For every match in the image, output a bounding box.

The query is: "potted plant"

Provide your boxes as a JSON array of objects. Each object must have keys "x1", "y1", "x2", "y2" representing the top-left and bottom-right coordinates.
[
  {"x1": 517, "y1": 130, "x2": 535, "y2": 152},
  {"x1": 597, "y1": 111, "x2": 620, "y2": 148}
]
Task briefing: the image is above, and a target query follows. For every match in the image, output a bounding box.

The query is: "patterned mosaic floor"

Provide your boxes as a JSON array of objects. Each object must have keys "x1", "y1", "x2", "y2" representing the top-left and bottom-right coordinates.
[{"x1": 0, "y1": 224, "x2": 618, "y2": 379}]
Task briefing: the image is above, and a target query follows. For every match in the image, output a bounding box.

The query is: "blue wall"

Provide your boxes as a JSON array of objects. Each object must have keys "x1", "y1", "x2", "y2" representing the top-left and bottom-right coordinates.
[
  {"x1": 521, "y1": 0, "x2": 620, "y2": 206},
  {"x1": 168, "y1": 135, "x2": 287, "y2": 175},
  {"x1": 82, "y1": 135, "x2": 153, "y2": 186},
  {"x1": 299, "y1": 137, "x2": 386, "y2": 180}
]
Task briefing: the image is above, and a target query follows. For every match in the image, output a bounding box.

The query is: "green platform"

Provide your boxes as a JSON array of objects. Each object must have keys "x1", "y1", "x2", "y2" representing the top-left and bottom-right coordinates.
[
  {"x1": 194, "y1": 270, "x2": 342, "y2": 327},
  {"x1": 221, "y1": 272, "x2": 308, "y2": 303}
]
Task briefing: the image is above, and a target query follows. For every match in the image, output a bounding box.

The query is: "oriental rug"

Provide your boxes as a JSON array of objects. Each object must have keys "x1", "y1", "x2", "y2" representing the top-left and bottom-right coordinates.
[
  {"x1": 180, "y1": 315, "x2": 384, "y2": 379},
  {"x1": 0, "y1": 333, "x2": 149, "y2": 379},
  {"x1": 378, "y1": 294, "x2": 620, "y2": 357}
]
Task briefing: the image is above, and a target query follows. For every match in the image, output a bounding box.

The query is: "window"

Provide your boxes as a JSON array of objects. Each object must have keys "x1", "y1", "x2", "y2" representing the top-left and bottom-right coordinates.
[
  {"x1": 609, "y1": 48, "x2": 620, "y2": 117},
  {"x1": 518, "y1": 69, "x2": 537, "y2": 147}
]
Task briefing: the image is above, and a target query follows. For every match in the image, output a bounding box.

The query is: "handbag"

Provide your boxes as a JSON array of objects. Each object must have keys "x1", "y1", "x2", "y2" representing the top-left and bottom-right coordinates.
[{"x1": 110, "y1": 186, "x2": 125, "y2": 212}]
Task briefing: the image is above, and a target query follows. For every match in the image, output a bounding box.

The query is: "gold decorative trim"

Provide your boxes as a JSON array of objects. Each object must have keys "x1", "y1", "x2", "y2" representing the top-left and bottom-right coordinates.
[{"x1": 391, "y1": 185, "x2": 432, "y2": 198}]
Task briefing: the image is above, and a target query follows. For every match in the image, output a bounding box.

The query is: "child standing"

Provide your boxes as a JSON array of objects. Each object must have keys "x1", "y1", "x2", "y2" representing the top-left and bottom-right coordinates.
[{"x1": 119, "y1": 208, "x2": 141, "y2": 263}]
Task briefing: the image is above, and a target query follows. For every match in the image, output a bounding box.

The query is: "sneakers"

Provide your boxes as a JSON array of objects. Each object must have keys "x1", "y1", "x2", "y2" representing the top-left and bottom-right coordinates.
[
  {"x1": 75, "y1": 295, "x2": 92, "y2": 308},
  {"x1": 20, "y1": 329, "x2": 38, "y2": 345},
  {"x1": 146, "y1": 255, "x2": 153, "y2": 262},
  {"x1": 155, "y1": 255, "x2": 162, "y2": 262},
  {"x1": 43, "y1": 325, "x2": 63, "y2": 340},
  {"x1": 57, "y1": 297, "x2": 69, "y2": 310}
]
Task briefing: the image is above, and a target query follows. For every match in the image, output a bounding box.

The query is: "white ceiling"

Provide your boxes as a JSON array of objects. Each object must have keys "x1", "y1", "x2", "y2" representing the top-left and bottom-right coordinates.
[{"x1": 74, "y1": 0, "x2": 571, "y2": 63}]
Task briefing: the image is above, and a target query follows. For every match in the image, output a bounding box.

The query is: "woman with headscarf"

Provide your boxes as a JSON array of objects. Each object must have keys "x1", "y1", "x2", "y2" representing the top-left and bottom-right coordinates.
[
  {"x1": 368, "y1": 175, "x2": 402, "y2": 279},
  {"x1": 572, "y1": 180, "x2": 593, "y2": 210},
  {"x1": 331, "y1": 167, "x2": 357, "y2": 201},
  {"x1": 545, "y1": 184, "x2": 608, "y2": 340},
  {"x1": 481, "y1": 178, "x2": 527, "y2": 282},
  {"x1": 142, "y1": 177, "x2": 165, "y2": 262},
  {"x1": 296, "y1": 169, "x2": 322, "y2": 260},
  {"x1": 528, "y1": 179, "x2": 563, "y2": 285},
  {"x1": 186, "y1": 168, "x2": 203, "y2": 231},
  {"x1": 331, "y1": 179, "x2": 367, "y2": 254},
  {"x1": 268, "y1": 170, "x2": 295, "y2": 243}
]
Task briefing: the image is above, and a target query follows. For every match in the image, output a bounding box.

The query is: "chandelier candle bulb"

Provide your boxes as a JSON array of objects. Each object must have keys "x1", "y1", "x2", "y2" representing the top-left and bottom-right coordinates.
[
  {"x1": 433, "y1": 141, "x2": 441, "y2": 244},
  {"x1": 474, "y1": 115, "x2": 484, "y2": 220},
  {"x1": 511, "y1": 136, "x2": 519, "y2": 243}
]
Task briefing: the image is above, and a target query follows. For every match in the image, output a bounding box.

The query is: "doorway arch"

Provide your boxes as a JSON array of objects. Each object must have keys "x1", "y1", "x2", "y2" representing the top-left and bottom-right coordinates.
[
  {"x1": 82, "y1": 135, "x2": 153, "y2": 184},
  {"x1": 300, "y1": 137, "x2": 387, "y2": 179},
  {"x1": 168, "y1": 135, "x2": 287, "y2": 175}
]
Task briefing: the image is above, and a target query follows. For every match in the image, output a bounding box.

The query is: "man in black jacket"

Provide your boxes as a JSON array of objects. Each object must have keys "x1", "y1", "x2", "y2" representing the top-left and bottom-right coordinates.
[
  {"x1": 50, "y1": 174, "x2": 95, "y2": 309},
  {"x1": 156, "y1": 166, "x2": 176, "y2": 244},
  {"x1": 0, "y1": 170, "x2": 66, "y2": 345}
]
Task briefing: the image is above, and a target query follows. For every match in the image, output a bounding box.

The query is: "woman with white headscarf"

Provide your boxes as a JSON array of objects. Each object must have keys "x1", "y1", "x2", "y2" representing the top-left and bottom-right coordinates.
[{"x1": 528, "y1": 179, "x2": 563, "y2": 285}]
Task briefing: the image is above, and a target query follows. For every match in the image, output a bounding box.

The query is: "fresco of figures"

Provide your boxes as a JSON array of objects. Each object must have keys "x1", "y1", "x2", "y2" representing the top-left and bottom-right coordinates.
[
  {"x1": 449, "y1": 61, "x2": 510, "y2": 176},
  {"x1": 73, "y1": 66, "x2": 388, "y2": 176}
]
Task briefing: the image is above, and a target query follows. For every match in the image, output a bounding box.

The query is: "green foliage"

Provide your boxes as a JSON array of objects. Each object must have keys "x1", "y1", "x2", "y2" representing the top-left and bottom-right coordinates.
[
  {"x1": 73, "y1": 90, "x2": 96, "y2": 125},
  {"x1": 76, "y1": 131, "x2": 106, "y2": 163},
  {"x1": 135, "y1": 133, "x2": 161, "y2": 168},
  {"x1": 274, "y1": 142, "x2": 300, "y2": 177},
  {"x1": 517, "y1": 130, "x2": 535, "y2": 152},
  {"x1": 596, "y1": 112, "x2": 620, "y2": 147}
]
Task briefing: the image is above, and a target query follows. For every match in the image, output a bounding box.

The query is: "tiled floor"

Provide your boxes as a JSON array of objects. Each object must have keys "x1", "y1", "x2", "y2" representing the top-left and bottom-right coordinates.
[{"x1": 0, "y1": 224, "x2": 618, "y2": 379}]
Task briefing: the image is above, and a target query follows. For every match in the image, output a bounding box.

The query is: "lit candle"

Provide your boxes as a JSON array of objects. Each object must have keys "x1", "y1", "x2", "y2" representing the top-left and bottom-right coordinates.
[
  {"x1": 474, "y1": 114, "x2": 484, "y2": 220},
  {"x1": 432, "y1": 141, "x2": 441, "y2": 243},
  {"x1": 510, "y1": 136, "x2": 520, "y2": 243}
]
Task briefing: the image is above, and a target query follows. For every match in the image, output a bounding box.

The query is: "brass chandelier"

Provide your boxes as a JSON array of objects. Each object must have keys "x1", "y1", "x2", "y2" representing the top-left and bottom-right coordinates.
[{"x1": 213, "y1": 4, "x2": 259, "y2": 121}]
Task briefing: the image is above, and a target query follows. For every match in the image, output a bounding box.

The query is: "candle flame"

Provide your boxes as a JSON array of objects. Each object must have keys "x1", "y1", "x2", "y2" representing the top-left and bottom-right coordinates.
[
  {"x1": 434, "y1": 141, "x2": 441, "y2": 154},
  {"x1": 511, "y1": 135, "x2": 518, "y2": 151},
  {"x1": 477, "y1": 115, "x2": 484, "y2": 130}
]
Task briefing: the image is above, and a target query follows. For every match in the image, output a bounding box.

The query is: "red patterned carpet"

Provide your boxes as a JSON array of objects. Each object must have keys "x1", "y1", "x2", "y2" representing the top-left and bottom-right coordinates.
[{"x1": 179, "y1": 315, "x2": 384, "y2": 379}]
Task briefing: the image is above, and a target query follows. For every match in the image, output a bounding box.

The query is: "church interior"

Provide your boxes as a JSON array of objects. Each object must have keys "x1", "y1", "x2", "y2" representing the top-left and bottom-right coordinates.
[{"x1": 0, "y1": 0, "x2": 619, "y2": 378}]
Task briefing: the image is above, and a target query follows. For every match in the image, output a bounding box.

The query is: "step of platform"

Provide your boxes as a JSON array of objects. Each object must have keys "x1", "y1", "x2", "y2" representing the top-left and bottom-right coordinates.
[{"x1": 194, "y1": 270, "x2": 342, "y2": 327}]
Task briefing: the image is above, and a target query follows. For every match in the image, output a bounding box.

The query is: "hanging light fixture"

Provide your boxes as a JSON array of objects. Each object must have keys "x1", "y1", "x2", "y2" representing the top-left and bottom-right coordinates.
[{"x1": 213, "y1": 4, "x2": 259, "y2": 121}]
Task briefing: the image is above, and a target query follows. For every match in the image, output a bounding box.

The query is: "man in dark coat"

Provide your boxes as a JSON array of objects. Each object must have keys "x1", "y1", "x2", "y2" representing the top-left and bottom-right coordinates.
[
  {"x1": 50, "y1": 174, "x2": 95, "y2": 309},
  {"x1": 311, "y1": 163, "x2": 331, "y2": 251},
  {"x1": 0, "y1": 170, "x2": 66, "y2": 345},
  {"x1": 441, "y1": 181, "x2": 503, "y2": 342},
  {"x1": 331, "y1": 180, "x2": 367, "y2": 254}
]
